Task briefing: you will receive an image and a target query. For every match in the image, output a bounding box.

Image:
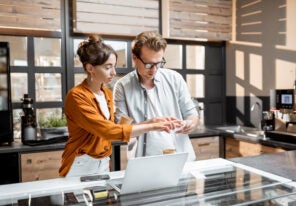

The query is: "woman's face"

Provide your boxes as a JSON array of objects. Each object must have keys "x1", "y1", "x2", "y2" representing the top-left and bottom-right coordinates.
[{"x1": 87, "y1": 53, "x2": 117, "y2": 84}]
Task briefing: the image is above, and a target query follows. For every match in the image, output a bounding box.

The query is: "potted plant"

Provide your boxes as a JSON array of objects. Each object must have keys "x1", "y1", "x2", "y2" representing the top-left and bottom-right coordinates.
[{"x1": 39, "y1": 114, "x2": 68, "y2": 139}]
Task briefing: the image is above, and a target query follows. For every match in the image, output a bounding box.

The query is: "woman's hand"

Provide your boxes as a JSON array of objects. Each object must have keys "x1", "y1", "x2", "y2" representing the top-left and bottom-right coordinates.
[
  {"x1": 131, "y1": 117, "x2": 183, "y2": 137},
  {"x1": 144, "y1": 116, "x2": 179, "y2": 124},
  {"x1": 152, "y1": 119, "x2": 184, "y2": 133}
]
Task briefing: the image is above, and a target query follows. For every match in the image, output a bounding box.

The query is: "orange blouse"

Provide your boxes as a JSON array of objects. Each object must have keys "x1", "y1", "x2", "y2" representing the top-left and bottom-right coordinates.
[{"x1": 59, "y1": 80, "x2": 132, "y2": 177}]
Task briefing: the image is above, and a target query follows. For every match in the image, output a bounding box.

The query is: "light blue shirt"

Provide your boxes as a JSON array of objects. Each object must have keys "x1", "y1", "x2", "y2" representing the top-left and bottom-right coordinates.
[{"x1": 113, "y1": 68, "x2": 198, "y2": 161}]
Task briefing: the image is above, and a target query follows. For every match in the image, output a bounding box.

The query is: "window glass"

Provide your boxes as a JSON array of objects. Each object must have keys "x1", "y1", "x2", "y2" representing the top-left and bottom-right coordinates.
[
  {"x1": 36, "y1": 108, "x2": 63, "y2": 128},
  {"x1": 0, "y1": 35, "x2": 28, "y2": 66},
  {"x1": 186, "y1": 74, "x2": 204, "y2": 98},
  {"x1": 73, "y1": 39, "x2": 127, "y2": 68},
  {"x1": 0, "y1": 74, "x2": 8, "y2": 110},
  {"x1": 11, "y1": 73, "x2": 28, "y2": 102},
  {"x1": 73, "y1": 39, "x2": 83, "y2": 68},
  {"x1": 34, "y1": 38, "x2": 61, "y2": 66},
  {"x1": 35, "y1": 73, "x2": 62, "y2": 102},
  {"x1": 105, "y1": 40, "x2": 127, "y2": 68},
  {"x1": 13, "y1": 109, "x2": 22, "y2": 139},
  {"x1": 74, "y1": 73, "x2": 86, "y2": 86},
  {"x1": 164, "y1": 44, "x2": 182, "y2": 69},
  {"x1": 191, "y1": 98, "x2": 204, "y2": 126},
  {"x1": 186, "y1": 45, "x2": 205, "y2": 70},
  {"x1": 0, "y1": 74, "x2": 7, "y2": 89}
]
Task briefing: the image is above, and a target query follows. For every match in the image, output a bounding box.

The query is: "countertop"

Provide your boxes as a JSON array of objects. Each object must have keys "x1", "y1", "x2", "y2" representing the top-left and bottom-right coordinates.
[
  {"x1": 231, "y1": 150, "x2": 296, "y2": 181},
  {"x1": 1, "y1": 125, "x2": 296, "y2": 154},
  {"x1": 0, "y1": 127, "x2": 220, "y2": 154},
  {"x1": 212, "y1": 124, "x2": 296, "y2": 150},
  {"x1": 0, "y1": 140, "x2": 66, "y2": 154}
]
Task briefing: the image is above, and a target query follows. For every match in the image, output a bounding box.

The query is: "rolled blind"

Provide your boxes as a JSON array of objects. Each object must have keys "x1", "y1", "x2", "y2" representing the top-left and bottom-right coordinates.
[
  {"x1": 73, "y1": 0, "x2": 160, "y2": 36},
  {"x1": 162, "y1": 0, "x2": 232, "y2": 41},
  {"x1": 0, "y1": 0, "x2": 61, "y2": 32}
]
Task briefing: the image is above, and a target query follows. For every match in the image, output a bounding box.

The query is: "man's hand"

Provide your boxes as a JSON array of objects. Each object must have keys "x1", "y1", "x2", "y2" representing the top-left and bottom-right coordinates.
[{"x1": 176, "y1": 116, "x2": 199, "y2": 134}]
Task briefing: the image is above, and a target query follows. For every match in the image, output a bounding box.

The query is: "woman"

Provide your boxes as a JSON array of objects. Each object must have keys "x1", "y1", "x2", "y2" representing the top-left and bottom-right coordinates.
[{"x1": 59, "y1": 34, "x2": 180, "y2": 177}]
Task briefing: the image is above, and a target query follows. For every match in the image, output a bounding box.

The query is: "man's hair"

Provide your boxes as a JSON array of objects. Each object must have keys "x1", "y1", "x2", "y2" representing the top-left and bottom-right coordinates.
[{"x1": 132, "y1": 31, "x2": 167, "y2": 57}]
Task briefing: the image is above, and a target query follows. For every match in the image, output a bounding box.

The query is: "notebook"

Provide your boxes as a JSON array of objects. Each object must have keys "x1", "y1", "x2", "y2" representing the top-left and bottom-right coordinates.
[{"x1": 108, "y1": 152, "x2": 188, "y2": 195}]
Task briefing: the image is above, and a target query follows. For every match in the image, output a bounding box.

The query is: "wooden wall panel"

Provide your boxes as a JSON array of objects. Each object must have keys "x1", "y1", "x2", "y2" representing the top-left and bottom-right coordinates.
[
  {"x1": 162, "y1": 0, "x2": 232, "y2": 41},
  {"x1": 73, "y1": 0, "x2": 159, "y2": 36},
  {"x1": 0, "y1": 0, "x2": 61, "y2": 32}
]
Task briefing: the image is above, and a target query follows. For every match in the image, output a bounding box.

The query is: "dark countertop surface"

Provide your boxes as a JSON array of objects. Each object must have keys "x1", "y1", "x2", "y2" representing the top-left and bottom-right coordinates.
[
  {"x1": 0, "y1": 140, "x2": 66, "y2": 154},
  {"x1": 231, "y1": 150, "x2": 296, "y2": 181},
  {"x1": 189, "y1": 126, "x2": 220, "y2": 137},
  {"x1": 0, "y1": 127, "x2": 220, "y2": 154},
  {"x1": 1, "y1": 125, "x2": 296, "y2": 154}
]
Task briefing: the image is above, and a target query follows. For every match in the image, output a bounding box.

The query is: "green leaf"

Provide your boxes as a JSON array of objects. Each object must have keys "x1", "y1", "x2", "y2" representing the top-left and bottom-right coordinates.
[{"x1": 39, "y1": 114, "x2": 67, "y2": 128}]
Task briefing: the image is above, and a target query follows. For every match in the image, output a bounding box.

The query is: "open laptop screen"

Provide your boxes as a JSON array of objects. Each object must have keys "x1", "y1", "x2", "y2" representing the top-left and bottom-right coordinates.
[{"x1": 108, "y1": 152, "x2": 188, "y2": 195}]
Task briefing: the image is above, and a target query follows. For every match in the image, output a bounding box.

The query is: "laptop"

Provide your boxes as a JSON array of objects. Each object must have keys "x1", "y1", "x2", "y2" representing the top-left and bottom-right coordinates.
[{"x1": 107, "y1": 152, "x2": 188, "y2": 195}]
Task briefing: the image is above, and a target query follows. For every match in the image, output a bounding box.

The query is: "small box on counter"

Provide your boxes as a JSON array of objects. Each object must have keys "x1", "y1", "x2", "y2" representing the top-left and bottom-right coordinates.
[{"x1": 83, "y1": 186, "x2": 109, "y2": 205}]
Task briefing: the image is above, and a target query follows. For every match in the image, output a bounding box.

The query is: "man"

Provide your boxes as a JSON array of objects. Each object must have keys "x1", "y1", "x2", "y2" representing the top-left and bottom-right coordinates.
[{"x1": 113, "y1": 31, "x2": 199, "y2": 161}]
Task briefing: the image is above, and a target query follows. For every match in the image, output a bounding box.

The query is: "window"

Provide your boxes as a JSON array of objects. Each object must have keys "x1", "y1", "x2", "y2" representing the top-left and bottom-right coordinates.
[
  {"x1": 35, "y1": 73, "x2": 62, "y2": 102},
  {"x1": 34, "y1": 38, "x2": 61, "y2": 67},
  {"x1": 2, "y1": 36, "x2": 65, "y2": 140},
  {"x1": 1, "y1": 2, "x2": 226, "y2": 140},
  {"x1": 165, "y1": 44, "x2": 182, "y2": 69},
  {"x1": 186, "y1": 45, "x2": 205, "y2": 70}
]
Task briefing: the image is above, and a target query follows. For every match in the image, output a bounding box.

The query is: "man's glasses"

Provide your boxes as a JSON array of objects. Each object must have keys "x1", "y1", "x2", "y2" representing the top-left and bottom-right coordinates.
[{"x1": 136, "y1": 56, "x2": 166, "y2": 69}]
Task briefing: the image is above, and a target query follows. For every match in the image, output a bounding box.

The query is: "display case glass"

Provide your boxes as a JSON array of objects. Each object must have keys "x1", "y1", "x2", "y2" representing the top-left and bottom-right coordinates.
[{"x1": 0, "y1": 160, "x2": 296, "y2": 205}]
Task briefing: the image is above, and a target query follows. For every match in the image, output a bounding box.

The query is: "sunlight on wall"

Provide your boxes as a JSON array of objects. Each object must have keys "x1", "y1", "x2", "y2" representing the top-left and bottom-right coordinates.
[
  {"x1": 235, "y1": 82, "x2": 245, "y2": 96},
  {"x1": 249, "y1": 53, "x2": 262, "y2": 90},
  {"x1": 235, "y1": 83, "x2": 245, "y2": 114},
  {"x1": 235, "y1": 50, "x2": 244, "y2": 80},
  {"x1": 283, "y1": 0, "x2": 296, "y2": 50},
  {"x1": 275, "y1": 59, "x2": 296, "y2": 89}
]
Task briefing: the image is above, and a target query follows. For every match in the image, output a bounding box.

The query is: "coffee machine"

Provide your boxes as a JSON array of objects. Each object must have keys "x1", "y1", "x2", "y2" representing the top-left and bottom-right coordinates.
[
  {"x1": 21, "y1": 94, "x2": 37, "y2": 143},
  {"x1": 269, "y1": 89, "x2": 296, "y2": 131}
]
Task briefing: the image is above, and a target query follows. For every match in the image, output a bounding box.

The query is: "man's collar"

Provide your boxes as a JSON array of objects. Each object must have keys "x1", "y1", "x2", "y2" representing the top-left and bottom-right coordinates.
[{"x1": 135, "y1": 69, "x2": 161, "y2": 88}]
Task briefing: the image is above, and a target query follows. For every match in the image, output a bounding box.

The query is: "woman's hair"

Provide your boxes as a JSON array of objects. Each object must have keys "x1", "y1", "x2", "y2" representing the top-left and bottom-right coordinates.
[
  {"x1": 132, "y1": 31, "x2": 167, "y2": 57},
  {"x1": 77, "y1": 34, "x2": 117, "y2": 68}
]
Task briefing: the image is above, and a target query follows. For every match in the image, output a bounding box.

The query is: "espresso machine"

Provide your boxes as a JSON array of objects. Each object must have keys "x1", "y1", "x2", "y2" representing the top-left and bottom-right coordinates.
[
  {"x1": 269, "y1": 89, "x2": 296, "y2": 131},
  {"x1": 21, "y1": 94, "x2": 37, "y2": 143}
]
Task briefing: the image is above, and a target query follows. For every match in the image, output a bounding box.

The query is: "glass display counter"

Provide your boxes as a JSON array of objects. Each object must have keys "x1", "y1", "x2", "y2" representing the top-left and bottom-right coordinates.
[{"x1": 0, "y1": 158, "x2": 295, "y2": 205}]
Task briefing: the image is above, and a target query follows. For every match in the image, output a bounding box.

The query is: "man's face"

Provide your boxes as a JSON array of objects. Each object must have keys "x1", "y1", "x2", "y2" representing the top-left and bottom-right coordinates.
[{"x1": 133, "y1": 45, "x2": 165, "y2": 82}]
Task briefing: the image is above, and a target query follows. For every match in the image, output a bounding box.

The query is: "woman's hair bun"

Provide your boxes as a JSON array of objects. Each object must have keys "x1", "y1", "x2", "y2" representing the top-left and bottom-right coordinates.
[
  {"x1": 77, "y1": 33, "x2": 117, "y2": 67},
  {"x1": 79, "y1": 34, "x2": 103, "y2": 48},
  {"x1": 88, "y1": 34, "x2": 103, "y2": 45}
]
